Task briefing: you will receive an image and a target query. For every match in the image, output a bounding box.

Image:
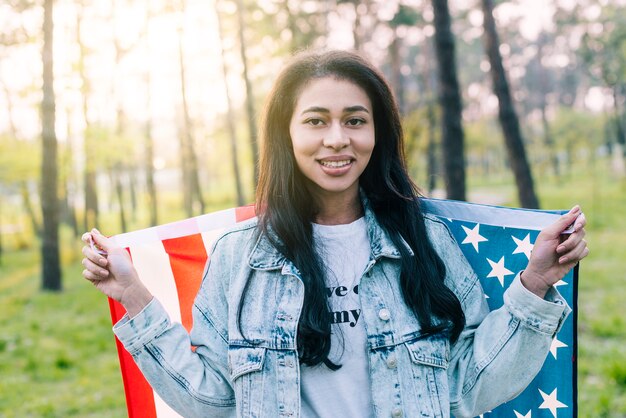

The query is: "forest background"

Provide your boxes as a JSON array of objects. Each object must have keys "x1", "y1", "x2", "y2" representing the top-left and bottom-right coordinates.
[{"x1": 0, "y1": 0, "x2": 625, "y2": 416}]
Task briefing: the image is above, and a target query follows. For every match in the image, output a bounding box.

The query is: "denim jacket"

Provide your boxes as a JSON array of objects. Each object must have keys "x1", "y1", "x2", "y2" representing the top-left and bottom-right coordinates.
[{"x1": 114, "y1": 199, "x2": 571, "y2": 418}]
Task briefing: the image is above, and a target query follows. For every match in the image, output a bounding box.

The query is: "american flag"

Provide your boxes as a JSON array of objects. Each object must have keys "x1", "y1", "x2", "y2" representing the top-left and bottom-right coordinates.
[{"x1": 109, "y1": 199, "x2": 576, "y2": 418}]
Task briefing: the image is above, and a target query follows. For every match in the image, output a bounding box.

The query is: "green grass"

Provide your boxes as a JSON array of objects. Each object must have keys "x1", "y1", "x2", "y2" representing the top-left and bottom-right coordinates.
[
  {"x1": 0, "y1": 242, "x2": 127, "y2": 417},
  {"x1": 0, "y1": 163, "x2": 625, "y2": 416},
  {"x1": 537, "y1": 169, "x2": 626, "y2": 417}
]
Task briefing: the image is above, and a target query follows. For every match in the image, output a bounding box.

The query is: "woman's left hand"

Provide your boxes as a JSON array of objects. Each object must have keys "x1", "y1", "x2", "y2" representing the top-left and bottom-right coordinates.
[{"x1": 521, "y1": 205, "x2": 589, "y2": 298}]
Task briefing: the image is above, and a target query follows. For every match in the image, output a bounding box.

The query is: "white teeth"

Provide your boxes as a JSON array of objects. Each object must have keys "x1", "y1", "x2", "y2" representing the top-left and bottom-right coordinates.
[{"x1": 320, "y1": 159, "x2": 351, "y2": 168}]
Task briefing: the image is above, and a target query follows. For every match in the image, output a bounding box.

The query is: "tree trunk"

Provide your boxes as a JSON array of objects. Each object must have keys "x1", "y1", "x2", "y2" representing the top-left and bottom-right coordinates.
[
  {"x1": 421, "y1": 37, "x2": 439, "y2": 195},
  {"x1": 235, "y1": 0, "x2": 259, "y2": 189},
  {"x1": 60, "y1": 179, "x2": 79, "y2": 237},
  {"x1": 431, "y1": 0, "x2": 466, "y2": 201},
  {"x1": 109, "y1": 166, "x2": 127, "y2": 233},
  {"x1": 389, "y1": 34, "x2": 405, "y2": 115},
  {"x1": 177, "y1": 27, "x2": 205, "y2": 216},
  {"x1": 21, "y1": 181, "x2": 41, "y2": 237},
  {"x1": 62, "y1": 108, "x2": 80, "y2": 237},
  {"x1": 540, "y1": 105, "x2": 560, "y2": 178},
  {"x1": 76, "y1": 10, "x2": 99, "y2": 230},
  {"x1": 41, "y1": 0, "x2": 62, "y2": 291},
  {"x1": 481, "y1": 0, "x2": 539, "y2": 208},
  {"x1": 216, "y1": 2, "x2": 245, "y2": 206},
  {"x1": 535, "y1": 36, "x2": 560, "y2": 180},
  {"x1": 179, "y1": 125, "x2": 193, "y2": 217},
  {"x1": 144, "y1": 74, "x2": 158, "y2": 226},
  {"x1": 426, "y1": 103, "x2": 438, "y2": 194},
  {"x1": 128, "y1": 167, "x2": 137, "y2": 219},
  {"x1": 144, "y1": 119, "x2": 158, "y2": 226},
  {"x1": 84, "y1": 167, "x2": 99, "y2": 230}
]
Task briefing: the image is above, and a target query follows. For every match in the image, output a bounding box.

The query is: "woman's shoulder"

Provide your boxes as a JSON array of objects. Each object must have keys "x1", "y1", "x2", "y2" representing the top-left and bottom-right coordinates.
[
  {"x1": 208, "y1": 216, "x2": 260, "y2": 257},
  {"x1": 422, "y1": 213, "x2": 480, "y2": 302},
  {"x1": 422, "y1": 213, "x2": 455, "y2": 244}
]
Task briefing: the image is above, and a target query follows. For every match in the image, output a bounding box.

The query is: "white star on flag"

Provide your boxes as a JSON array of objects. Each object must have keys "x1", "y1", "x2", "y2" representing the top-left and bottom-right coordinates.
[
  {"x1": 550, "y1": 337, "x2": 568, "y2": 360},
  {"x1": 512, "y1": 233, "x2": 534, "y2": 259},
  {"x1": 486, "y1": 256, "x2": 514, "y2": 286},
  {"x1": 553, "y1": 280, "x2": 568, "y2": 288},
  {"x1": 514, "y1": 410, "x2": 532, "y2": 418},
  {"x1": 461, "y1": 224, "x2": 488, "y2": 252},
  {"x1": 539, "y1": 388, "x2": 568, "y2": 418}
]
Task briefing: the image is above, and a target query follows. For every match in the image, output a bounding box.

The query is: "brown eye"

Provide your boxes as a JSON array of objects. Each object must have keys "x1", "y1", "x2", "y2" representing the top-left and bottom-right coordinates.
[
  {"x1": 346, "y1": 118, "x2": 365, "y2": 126},
  {"x1": 305, "y1": 118, "x2": 325, "y2": 126}
]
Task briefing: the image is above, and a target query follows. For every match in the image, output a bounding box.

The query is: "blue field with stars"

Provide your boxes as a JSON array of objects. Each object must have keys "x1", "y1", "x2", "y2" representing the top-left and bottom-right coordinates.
[{"x1": 424, "y1": 199, "x2": 576, "y2": 418}]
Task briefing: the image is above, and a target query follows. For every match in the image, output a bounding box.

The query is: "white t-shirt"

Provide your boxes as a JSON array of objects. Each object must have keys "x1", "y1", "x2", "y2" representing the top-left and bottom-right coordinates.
[{"x1": 301, "y1": 217, "x2": 374, "y2": 418}]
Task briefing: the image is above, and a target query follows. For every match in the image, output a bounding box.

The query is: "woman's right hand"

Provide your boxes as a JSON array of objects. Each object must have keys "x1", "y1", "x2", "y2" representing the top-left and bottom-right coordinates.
[{"x1": 81, "y1": 229, "x2": 153, "y2": 317}]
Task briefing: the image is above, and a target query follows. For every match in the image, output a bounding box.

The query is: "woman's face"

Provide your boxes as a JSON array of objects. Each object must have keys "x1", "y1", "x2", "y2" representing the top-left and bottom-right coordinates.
[{"x1": 289, "y1": 76, "x2": 375, "y2": 203}]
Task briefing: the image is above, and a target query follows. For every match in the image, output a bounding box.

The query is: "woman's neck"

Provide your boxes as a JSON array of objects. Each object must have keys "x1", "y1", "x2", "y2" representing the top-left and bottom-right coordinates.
[{"x1": 313, "y1": 190, "x2": 363, "y2": 226}]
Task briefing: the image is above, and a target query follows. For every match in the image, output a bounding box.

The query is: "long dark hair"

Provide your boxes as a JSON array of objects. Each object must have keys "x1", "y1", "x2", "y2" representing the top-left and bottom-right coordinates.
[{"x1": 248, "y1": 50, "x2": 464, "y2": 369}]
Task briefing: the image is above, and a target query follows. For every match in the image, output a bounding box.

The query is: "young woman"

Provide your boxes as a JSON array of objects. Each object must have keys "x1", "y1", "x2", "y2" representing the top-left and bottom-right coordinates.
[{"x1": 81, "y1": 50, "x2": 588, "y2": 418}]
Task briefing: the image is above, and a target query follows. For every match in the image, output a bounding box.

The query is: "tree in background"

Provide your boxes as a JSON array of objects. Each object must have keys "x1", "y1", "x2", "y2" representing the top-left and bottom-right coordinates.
[
  {"x1": 524, "y1": 32, "x2": 561, "y2": 180},
  {"x1": 431, "y1": 0, "x2": 466, "y2": 201},
  {"x1": 481, "y1": 0, "x2": 539, "y2": 208},
  {"x1": 1, "y1": 78, "x2": 42, "y2": 237},
  {"x1": 388, "y1": 4, "x2": 420, "y2": 115},
  {"x1": 143, "y1": 1, "x2": 158, "y2": 226},
  {"x1": 59, "y1": 105, "x2": 80, "y2": 237},
  {"x1": 235, "y1": 0, "x2": 259, "y2": 189},
  {"x1": 176, "y1": 0, "x2": 206, "y2": 217},
  {"x1": 420, "y1": 37, "x2": 441, "y2": 195},
  {"x1": 216, "y1": 1, "x2": 245, "y2": 206},
  {"x1": 580, "y1": 3, "x2": 626, "y2": 173},
  {"x1": 75, "y1": 4, "x2": 99, "y2": 231},
  {"x1": 3, "y1": 0, "x2": 624, "y2": 242},
  {"x1": 143, "y1": 71, "x2": 159, "y2": 226},
  {"x1": 41, "y1": 0, "x2": 61, "y2": 290},
  {"x1": 282, "y1": 0, "x2": 328, "y2": 53}
]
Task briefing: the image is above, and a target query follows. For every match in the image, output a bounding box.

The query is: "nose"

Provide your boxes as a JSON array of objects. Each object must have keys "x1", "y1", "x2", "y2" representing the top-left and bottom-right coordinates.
[{"x1": 323, "y1": 122, "x2": 349, "y2": 150}]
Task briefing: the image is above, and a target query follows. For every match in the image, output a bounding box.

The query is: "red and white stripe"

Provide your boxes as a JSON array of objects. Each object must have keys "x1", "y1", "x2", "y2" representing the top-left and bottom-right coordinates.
[{"x1": 109, "y1": 206, "x2": 256, "y2": 418}]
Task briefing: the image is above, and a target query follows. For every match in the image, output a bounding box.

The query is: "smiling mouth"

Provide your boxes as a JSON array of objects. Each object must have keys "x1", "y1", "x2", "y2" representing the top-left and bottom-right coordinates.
[{"x1": 318, "y1": 159, "x2": 352, "y2": 168}]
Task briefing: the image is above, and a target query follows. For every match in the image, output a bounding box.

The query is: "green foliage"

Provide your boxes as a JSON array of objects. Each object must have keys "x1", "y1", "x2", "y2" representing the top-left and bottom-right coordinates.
[
  {"x1": 580, "y1": 3, "x2": 626, "y2": 88},
  {"x1": 403, "y1": 107, "x2": 429, "y2": 156},
  {"x1": 84, "y1": 125, "x2": 138, "y2": 170},
  {"x1": 389, "y1": 5, "x2": 421, "y2": 28},
  {"x1": 402, "y1": 106, "x2": 436, "y2": 185},
  {"x1": 550, "y1": 107, "x2": 605, "y2": 151},
  {"x1": 0, "y1": 135, "x2": 40, "y2": 186}
]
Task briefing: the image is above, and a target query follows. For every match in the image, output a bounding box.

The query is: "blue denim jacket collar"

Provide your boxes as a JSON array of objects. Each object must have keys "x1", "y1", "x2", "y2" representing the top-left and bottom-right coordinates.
[{"x1": 246, "y1": 192, "x2": 412, "y2": 274}]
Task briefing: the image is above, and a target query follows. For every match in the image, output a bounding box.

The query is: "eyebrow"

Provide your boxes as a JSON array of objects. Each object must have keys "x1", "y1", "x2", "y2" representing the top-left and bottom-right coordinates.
[{"x1": 300, "y1": 105, "x2": 370, "y2": 115}]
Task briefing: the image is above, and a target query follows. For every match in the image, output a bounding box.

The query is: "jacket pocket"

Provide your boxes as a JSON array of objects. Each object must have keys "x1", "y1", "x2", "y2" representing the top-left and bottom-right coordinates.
[
  {"x1": 404, "y1": 335, "x2": 450, "y2": 418},
  {"x1": 405, "y1": 335, "x2": 449, "y2": 369},
  {"x1": 228, "y1": 345, "x2": 267, "y2": 417},
  {"x1": 228, "y1": 345, "x2": 266, "y2": 380}
]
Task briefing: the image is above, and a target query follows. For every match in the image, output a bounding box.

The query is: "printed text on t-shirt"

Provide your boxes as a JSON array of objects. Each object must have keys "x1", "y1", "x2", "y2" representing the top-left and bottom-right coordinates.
[{"x1": 326, "y1": 285, "x2": 361, "y2": 327}]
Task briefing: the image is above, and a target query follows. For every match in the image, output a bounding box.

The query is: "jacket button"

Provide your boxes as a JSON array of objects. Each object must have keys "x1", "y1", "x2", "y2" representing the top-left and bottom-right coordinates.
[
  {"x1": 386, "y1": 356, "x2": 397, "y2": 369},
  {"x1": 391, "y1": 408, "x2": 403, "y2": 417},
  {"x1": 378, "y1": 308, "x2": 391, "y2": 321}
]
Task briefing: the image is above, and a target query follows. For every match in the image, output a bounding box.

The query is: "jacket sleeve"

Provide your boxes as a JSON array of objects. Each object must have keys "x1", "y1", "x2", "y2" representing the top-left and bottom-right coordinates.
[
  {"x1": 429, "y1": 221, "x2": 571, "y2": 418},
  {"x1": 113, "y1": 243, "x2": 236, "y2": 418}
]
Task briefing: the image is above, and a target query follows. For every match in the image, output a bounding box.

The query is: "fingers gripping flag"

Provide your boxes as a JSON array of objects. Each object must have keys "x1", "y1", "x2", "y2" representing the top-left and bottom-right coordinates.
[{"x1": 109, "y1": 200, "x2": 577, "y2": 418}]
